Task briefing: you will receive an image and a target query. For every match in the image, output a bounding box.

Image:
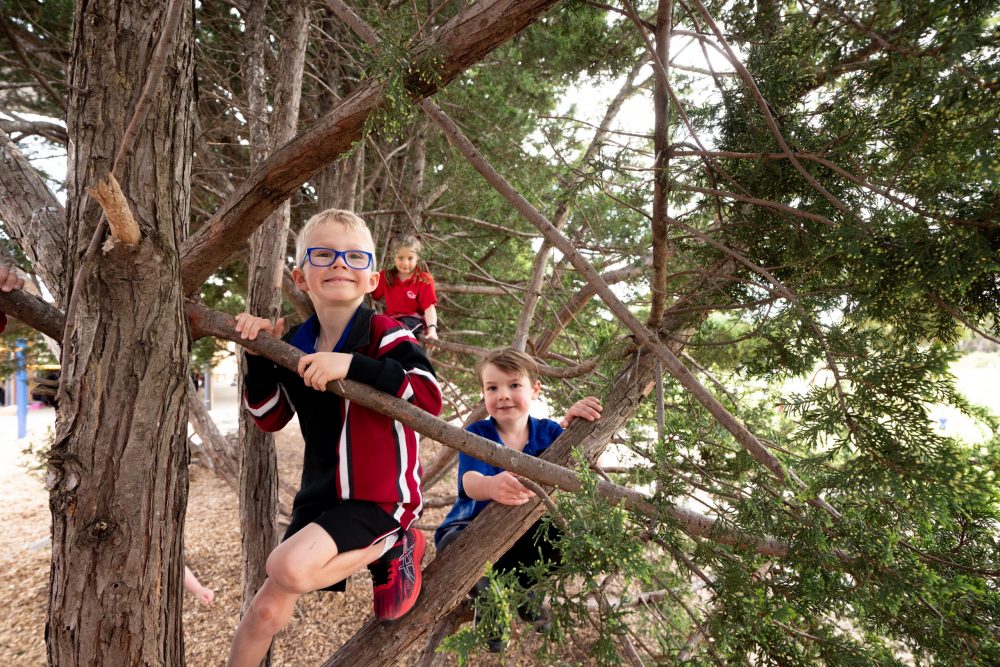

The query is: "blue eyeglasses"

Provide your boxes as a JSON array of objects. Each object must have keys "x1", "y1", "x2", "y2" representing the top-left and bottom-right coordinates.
[{"x1": 299, "y1": 247, "x2": 374, "y2": 270}]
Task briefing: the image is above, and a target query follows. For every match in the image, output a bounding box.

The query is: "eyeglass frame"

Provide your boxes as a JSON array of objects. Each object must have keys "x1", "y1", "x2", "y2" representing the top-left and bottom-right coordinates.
[{"x1": 299, "y1": 247, "x2": 375, "y2": 270}]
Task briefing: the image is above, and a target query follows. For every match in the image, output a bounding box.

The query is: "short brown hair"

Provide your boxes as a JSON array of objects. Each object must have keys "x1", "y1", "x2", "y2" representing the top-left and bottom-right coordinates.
[
  {"x1": 476, "y1": 348, "x2": 539, "y2": 386},
  {"x1": 295, "y1": 209, "x2": 375, "y2": 266}
]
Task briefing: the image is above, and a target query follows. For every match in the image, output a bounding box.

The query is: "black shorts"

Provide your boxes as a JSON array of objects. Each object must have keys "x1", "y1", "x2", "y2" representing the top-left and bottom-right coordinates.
[
  {"x1": 284, "y1": 500, "x2": 401, "y2": 592},
  {"x1": 437, "y1": 518, "x2": 563, "y2": 591}
]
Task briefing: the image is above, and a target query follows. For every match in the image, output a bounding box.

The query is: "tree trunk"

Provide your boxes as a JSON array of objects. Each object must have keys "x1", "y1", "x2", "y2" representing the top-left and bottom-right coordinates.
[
  {"x1": 236, "y1": 0, "x2": 309, "y2": 631},
  {"x1": 46, "y1": 1, "x2": 194, "y2": 665}
]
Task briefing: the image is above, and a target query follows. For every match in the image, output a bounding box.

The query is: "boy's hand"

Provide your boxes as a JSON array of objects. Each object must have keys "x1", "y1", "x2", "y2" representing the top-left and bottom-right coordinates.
[
  {"x1": 489, "y1": 471, "x2": 535, "y2": 505},
  {"x1": 235, "y1": 313, "x2": 285, "y2": 355},
  {"x1": 559, "y1": 396, "x2": 603, "y2": 428},
  {"x1": 0, "y1": 265, "x2": 25, "y2": 293},
  {"x1": 297, "y1": 351, "x2": 352, "y2": 390}
]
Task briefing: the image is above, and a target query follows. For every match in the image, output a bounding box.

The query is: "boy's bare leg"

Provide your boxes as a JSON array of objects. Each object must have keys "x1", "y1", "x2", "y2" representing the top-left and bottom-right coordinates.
[
  {"x1": 226, "y1": 524, "x2": 387, "y2": 667},
  {"x1": 226, "y1": 579, "x2": 300, "y2": 667},
  {"x1": 266, "y1": 524, "x2": 386, "y2": 592}
]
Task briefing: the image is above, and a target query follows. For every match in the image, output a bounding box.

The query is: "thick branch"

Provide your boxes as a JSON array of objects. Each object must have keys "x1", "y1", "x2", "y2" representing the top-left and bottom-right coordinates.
[
  {"x1": 0, "y1": 117, "x2": 68, "y2": 143},
  {"x1": 185, "y1": 300, "x2": 788, "y2": 558},
  {"x1": 0, "y1": 128, "x2": 67, "y2": 303},
  {"x1": 178, "y1": 0, "x2": 561, "y2": 294},
  {"x1": 0, "y1": 287, "x2": 63, "y2": 339}
]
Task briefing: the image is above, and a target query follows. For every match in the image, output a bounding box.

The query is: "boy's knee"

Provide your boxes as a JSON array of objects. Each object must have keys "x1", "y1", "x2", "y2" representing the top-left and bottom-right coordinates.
[
  {"x1": 266, "y1": 554, "x2": 312, "y2": 594},
  {"x1": 248, "y1": 595, "x2": 292, "y2": 636}
]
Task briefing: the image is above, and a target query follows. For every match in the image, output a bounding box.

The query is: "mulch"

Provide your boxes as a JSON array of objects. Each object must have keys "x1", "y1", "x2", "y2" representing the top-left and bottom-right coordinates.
[{"x1": 0, "y1": 427, "x2": 598, "y2": 666}]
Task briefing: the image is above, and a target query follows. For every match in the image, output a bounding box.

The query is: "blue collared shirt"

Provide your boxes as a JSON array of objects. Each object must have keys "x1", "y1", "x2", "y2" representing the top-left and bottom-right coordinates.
[
  {"x1": 434, "y1": 416, "x2": 563, "y2": 547},
  {"x1": 289, "y1": 308, "x2": 358, "y2": 354}
]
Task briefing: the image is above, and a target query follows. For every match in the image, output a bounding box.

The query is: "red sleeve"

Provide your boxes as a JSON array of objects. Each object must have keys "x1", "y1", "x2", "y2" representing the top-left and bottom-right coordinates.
[
  {"x1": 371, "y1": 270, "x2": 387, "y2": 302},
  {"x1": 416, "y1": 272, "x2": 438, "y2": 309}
]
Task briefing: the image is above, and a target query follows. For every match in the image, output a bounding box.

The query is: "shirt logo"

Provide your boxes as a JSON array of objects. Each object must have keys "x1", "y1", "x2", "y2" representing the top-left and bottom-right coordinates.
[{"x1": 407, "y1": 290, "x2": 417, "y2": 299}]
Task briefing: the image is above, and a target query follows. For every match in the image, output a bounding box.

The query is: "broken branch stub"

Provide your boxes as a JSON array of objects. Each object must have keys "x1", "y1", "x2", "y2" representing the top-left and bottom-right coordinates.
[{"x1": 87, "y1": 173, "x2": 141, "y2": 246}]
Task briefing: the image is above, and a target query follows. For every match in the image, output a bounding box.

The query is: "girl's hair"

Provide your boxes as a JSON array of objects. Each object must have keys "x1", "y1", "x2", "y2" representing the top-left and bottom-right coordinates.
[
  {"x1": 386, "y1": 233, "x2": 426, "y2": 284},
  {"x1": 476, "y1": 348, "x2": 540, "y2": 386},
  {"x1": 389, "y1": 233, "x2": 422, "y2": 257},
  {"x1": 295, "y1": 209, "x2": 375, "y2": 266}
]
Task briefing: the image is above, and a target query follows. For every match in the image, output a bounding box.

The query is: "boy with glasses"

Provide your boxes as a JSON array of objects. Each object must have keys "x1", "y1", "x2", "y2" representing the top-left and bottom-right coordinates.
[{"x1": 229, "y1": 209, "x2": 442, "y2": 666}]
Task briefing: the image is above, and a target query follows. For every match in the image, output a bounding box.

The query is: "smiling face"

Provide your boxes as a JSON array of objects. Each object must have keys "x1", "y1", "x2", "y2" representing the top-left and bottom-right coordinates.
[
  {"x1": 393, "y1": 247, "x2": 419, "y2": 279},
  {"x1": 480, "y1": 362, "x2": 541, "y2": 430},
  {"x1": 292, "y1": 221, "x2": 379, "y2": 308}
]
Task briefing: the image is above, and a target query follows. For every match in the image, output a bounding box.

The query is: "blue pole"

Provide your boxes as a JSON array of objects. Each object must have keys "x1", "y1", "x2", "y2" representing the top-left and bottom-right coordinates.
[{"x1": 16, "y1": 338, "x2": 27, "y2": 439}]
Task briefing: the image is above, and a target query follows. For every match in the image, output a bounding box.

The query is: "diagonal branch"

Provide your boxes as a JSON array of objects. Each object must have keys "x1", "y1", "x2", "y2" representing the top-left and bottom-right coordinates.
[
  {"x1": 0, "y1": 288, "x2": 810, "y2": 561},
  {"x1": 178, "y1": 0, "x2": 562, "y2": 294},
  {"x1": 511, "y1": 56, "x2": 647, "y2": 349},
  {"x1": 419, "y1": 97, "x2": 842, "y2": 521},
  {"x1": 0, "y1": 128, "x2": 67, "y2": 303}
]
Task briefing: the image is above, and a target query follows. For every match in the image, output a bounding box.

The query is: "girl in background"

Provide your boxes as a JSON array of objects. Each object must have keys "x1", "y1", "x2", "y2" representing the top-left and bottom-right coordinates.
[{"x1": 372, "y1": 234, "x2": 439, "y2": 341}]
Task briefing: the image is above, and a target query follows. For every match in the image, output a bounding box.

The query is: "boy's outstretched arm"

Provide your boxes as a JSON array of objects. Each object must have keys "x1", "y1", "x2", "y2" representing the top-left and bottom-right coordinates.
[
  {"x1": 463, "y1": 470, "x2": 534, "y2": 505},
  {"x1": 559, "y1": 396, "x2": 603, "y2": 428}
]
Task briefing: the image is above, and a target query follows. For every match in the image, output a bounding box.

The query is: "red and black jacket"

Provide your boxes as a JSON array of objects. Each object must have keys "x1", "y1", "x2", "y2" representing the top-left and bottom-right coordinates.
[{"x1": 243, "y1": 305, "x2": 442, "y2": 530}]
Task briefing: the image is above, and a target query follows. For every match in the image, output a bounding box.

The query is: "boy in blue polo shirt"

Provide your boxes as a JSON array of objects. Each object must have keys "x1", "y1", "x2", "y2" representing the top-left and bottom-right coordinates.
[{"x1": 434, "y1": 347, "x2": 601, "y2": 651}]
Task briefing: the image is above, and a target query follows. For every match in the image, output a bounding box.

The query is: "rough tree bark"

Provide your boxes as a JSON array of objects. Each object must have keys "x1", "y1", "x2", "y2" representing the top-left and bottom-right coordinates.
[{"x1": 45, "y1": 1, "x2": 195, "y2": 664}]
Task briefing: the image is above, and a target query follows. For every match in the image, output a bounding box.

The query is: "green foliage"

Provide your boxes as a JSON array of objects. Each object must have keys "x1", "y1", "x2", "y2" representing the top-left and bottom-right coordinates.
[{"x1": 438, "y1": 564, "x2": 517, "y2": 664}]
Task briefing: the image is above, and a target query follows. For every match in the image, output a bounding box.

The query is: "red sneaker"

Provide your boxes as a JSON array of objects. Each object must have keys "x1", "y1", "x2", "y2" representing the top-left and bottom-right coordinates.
[{"x1": 371, "y1": 527, "x2": 426, "y2": 622}]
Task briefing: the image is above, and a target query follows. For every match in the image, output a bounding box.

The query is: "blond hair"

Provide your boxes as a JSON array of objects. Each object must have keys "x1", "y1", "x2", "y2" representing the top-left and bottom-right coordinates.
[
  {"x1": 476, "y1": 348, "x2": 540, "y2": 386},
  {"x1": 389, "y1": 233, "x2": 423, "y2": 257},
  {"x1": 295, "y1": 209, "x2": 375, "y2": 266}
]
